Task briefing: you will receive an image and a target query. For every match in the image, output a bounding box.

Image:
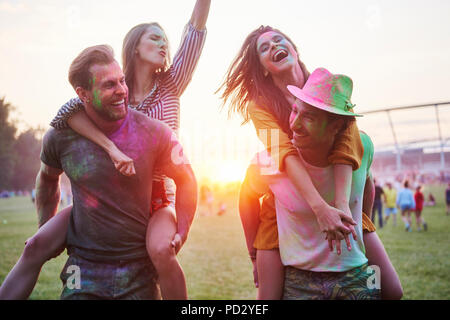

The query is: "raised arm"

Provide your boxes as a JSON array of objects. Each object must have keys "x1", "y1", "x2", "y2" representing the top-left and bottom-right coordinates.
[
  {"x1": 190, "y1": 0, "x2": 211, "y2": 31},
  {"x1": 167, "y1": 1, "x2": 208, "y2": 97},
  {"x1": 35, "y1": 162, "x2": 63, "y2": 227}
]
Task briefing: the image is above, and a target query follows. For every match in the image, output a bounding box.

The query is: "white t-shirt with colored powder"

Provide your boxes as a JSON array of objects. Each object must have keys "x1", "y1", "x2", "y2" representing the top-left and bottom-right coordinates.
[{"x1": 249, "y1": 132, "x2": 374, "y2": 272}]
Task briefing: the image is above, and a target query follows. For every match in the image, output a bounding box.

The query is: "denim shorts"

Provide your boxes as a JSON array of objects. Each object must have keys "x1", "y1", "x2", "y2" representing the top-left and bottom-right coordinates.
[
  {"x1": 60, "y1": 254, "x2": 161, "y2": 300},
  {"x1": 400, "y1": 204, "x2": 414, "y2": 211},
  {"x1": 385, "y1": 207, "x2": 397, "y2": 215},
  {"x1": 283, "y1": 263, "x2": 381, "y2": 300}
]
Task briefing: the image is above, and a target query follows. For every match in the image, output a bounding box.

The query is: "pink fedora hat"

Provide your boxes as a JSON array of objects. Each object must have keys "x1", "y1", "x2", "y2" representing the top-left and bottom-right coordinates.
[{"x1": 287, "y1": 67, "x2": 363, "y2": 117}]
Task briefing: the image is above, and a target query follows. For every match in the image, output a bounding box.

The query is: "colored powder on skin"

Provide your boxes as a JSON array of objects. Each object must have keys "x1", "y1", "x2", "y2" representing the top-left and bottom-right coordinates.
[
  {"x1": 318, "y1": 119, "x2": 328, "y2": 138},
  {"x1": 93, "y1": 89, "x2": 102, "y2": 111},
  {"x1": 89, "y1": 76, "x2": 103, "y2": 111}
]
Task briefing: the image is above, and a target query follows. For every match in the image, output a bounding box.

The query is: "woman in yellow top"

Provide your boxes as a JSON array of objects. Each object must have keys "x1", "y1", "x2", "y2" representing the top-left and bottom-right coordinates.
[{"x1": 219, "y1": 25, "x2": 402, "y2": 299}]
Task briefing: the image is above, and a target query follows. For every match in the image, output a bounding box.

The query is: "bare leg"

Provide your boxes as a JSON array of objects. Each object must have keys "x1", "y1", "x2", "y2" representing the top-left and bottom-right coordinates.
[
  {"x1": 256, "y1": 249, "x2": 284, "y2": 300},
  {"x1": 401, "y1": 210, "x2": 410, "y2": 231},
  {"x1": 364, "y1": 232, "x2": 403, "y2": 300},
  {"x1": 0, "y1": 206, "x2": 71, "y2": 300},
  {"x1": 415, "y1": 210, "x2": 422, "y2": 230},
  {"x1": 407, "y1": 210, "x2": 412, "y2": 228},
  {"x1": 146, "y1": 206, "x2": 187, "y2": 300}
]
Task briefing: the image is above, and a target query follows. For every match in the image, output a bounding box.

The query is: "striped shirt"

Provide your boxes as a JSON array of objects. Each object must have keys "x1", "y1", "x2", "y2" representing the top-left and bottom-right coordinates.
[
  {"x1": 51, "y1": 22, "x2": 206, "y2": 136},
  {"x1": 50, "y1": 22, "x2": 206, "y2": 190}
]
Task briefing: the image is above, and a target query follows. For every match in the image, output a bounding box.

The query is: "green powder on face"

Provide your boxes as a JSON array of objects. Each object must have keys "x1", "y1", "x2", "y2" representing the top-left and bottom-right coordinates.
[
  {"x1": 318, "y1": 119, "x2": 328, "y2": 138},
  {"x1": 93, "y1": 89, "x2": 102, "y2": 110},
  {"x1": 89, "y1": 76, "x2": 102, "y2": 110}
]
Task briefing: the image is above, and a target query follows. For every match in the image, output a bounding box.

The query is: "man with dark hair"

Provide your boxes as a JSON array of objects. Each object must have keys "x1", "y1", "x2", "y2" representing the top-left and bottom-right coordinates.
[
  {"x1": 37, "y1": 45, "x2": 197, "y2": 299},
  {"x1": 240, "y1": 68, "x2": 380, "y2": 299},
  {"x1": 446, "y1": 183, "x2": 450, "y2": 216}
]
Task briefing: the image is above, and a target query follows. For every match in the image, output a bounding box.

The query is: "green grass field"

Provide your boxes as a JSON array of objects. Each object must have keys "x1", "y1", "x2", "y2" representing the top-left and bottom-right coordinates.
[{"x1": 1, "y1": 184, "x2": 449, "y2": 300}]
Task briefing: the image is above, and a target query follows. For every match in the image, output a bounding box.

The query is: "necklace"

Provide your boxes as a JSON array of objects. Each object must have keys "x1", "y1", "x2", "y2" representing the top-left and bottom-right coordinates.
[{"x1": 131, "y1": 80, "x2": 158, "y2": 108}]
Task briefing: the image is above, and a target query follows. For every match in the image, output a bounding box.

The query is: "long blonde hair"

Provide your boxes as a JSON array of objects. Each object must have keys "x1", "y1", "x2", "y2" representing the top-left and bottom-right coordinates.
[{"x1": 122, "y1": 23, "x2": 171, "y2": 101}]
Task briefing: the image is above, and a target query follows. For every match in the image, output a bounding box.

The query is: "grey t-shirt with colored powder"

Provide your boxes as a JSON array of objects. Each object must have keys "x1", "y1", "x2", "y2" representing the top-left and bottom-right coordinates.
[{"x1": 41, "y1": 108, "x2": 182, "y2": 262}]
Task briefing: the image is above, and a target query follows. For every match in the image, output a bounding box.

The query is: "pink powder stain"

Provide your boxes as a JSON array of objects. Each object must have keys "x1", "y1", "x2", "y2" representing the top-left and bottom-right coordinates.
[{"x1": 84, "y1": 193, "x2": 99, "y2": 209}]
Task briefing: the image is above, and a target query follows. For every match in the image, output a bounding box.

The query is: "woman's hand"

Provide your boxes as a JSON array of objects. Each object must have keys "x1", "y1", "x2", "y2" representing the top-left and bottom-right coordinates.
[
  {"x1": 251, "y1": 258, "x2": 259, "y2": 288},
  {"x1": 107, "y1": 146, "x2": 136, "y2": 176},
  {"x1": 314, "y1": 203, "x2": 357, "y2": 251},
  {"x1": 326, "y1": 221, "x2": 357, "y2": 255}
]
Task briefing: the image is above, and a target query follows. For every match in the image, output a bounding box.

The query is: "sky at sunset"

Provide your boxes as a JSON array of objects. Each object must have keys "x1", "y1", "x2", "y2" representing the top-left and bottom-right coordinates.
[{"x1": 1, "y1": 0, "x2": 449, "y2": 182}]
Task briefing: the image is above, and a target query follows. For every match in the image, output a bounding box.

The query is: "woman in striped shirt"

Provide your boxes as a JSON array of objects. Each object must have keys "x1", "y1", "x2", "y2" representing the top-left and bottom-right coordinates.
[{"x1": 0, "y1": 0, "x2": 210, "y2": 300}]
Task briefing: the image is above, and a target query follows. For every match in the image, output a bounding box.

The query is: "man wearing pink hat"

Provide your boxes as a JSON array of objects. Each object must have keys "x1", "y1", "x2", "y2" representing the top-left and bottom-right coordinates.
[{"x1": 242, "y1": 68, "x2": 380, "y2": 299}]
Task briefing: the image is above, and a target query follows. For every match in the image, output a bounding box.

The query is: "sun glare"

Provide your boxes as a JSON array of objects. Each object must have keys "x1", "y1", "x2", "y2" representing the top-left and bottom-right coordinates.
[{"x1": 213, "y1": 162, "x2": 247, "y2": 184}]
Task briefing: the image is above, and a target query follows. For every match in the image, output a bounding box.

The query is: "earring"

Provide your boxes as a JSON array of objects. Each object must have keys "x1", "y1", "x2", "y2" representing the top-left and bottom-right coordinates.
[{"x1": 264, "y1": 70, "x2": 269, "y2": 77}]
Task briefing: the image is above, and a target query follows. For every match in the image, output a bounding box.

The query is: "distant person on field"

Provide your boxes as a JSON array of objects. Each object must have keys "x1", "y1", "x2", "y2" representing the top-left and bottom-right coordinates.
[
  {"x1": 446, "y1": 183, "x2": 450, "y2": 216},
  {"x1": 383, "y1": 182, "x2": 397, "y2": 227},
  {"x1": 426, "y1": 193, "x2": 436, "y2": 206},
  {"x1": 31, "y1": 189, "x2": 36, "y2": 203},
  {"x1": 372, "y1": 179, "x2": 384, "y2": 228},
  {"x1": 200, "y1": 185, "x2": 214, "y2": 216},
  {"x1": 217, "y1": 202, "x2": 226, "y2": 216},
  {"x1": 397, "y1": 180, "x2": 415, "y2": 232},
  {"x1": 414, "y1": 186, "x2": 427, "y2": 231},
  {"x1": 60, "y1": 189, "x2": 65, "y2": 206}
]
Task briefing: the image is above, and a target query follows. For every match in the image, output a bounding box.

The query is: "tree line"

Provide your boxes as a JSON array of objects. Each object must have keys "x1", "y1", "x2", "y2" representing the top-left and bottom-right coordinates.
[{"x1": 0, "y1": 97, "x2": 43, "y2": 192}]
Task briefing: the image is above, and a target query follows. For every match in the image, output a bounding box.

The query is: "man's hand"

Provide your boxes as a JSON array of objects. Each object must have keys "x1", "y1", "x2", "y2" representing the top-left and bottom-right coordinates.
[{"x1": 171, "y1": 233, "x2": 184, "y2": 254}]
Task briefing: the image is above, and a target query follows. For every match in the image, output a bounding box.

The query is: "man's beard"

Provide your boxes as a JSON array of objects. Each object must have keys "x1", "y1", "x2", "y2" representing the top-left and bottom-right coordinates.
[
  {"x1": 93, "y1": 98, "x2": 128, "y2": 121},
  {"x1": 95, "y1": 106, "x2": 128, "y2": 121}
]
